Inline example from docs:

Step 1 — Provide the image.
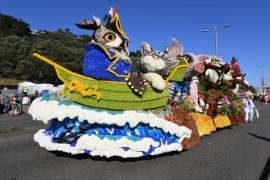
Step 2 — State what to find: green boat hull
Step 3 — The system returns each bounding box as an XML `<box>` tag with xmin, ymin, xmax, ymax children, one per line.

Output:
<box><xmin>33</xmin><ymin>53</ymin><xmax>188</xmax><ymax>111</ymax></box>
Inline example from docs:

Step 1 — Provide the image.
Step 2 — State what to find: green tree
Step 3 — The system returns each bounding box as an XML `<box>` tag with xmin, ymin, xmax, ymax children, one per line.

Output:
<box><xmin>0</xmin><ymin>13</ymin><xmax>31</xmax><ymax>37</ymax></box>
<box><xmin>28</xmin><ymin>29</ymin><xmax>89</xmax><ymax>84</ymax></box>
<box><xmin>130</xmin><ymin>50</ymin><xmax>141</xmax><ymax>57</ymax></box>
<box><xmin>0</xmin><ymin>35</ymin><xmax>32</xmax><ymax>77</ymax></box>
<box><xmin>0</xmin><ymin>14</ymin><xmax>95</xmax><ymax>85</ymax></box>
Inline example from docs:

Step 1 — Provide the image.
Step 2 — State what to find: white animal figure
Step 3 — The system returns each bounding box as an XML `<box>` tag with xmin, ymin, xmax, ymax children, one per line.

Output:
<box><xmin>140</xmin><ymin>39</ymin><xmax>180</xmax><ymax>91</ymax></box>
<box><xmin>140</xmin><ymin>43</ymin><xmax>166</xmax><ymax>90</ymax></box>
<box><xmin>143</xmin><ymin>72</ymin><xmax>166</xmax><ymax>91</ymax></box>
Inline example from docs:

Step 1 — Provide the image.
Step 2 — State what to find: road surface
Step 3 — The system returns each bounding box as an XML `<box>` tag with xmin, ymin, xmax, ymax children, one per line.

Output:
<box><xmin>0</xmin><ymin>103</ymin><xmax>269</xmax><ymax>180</ymax></box>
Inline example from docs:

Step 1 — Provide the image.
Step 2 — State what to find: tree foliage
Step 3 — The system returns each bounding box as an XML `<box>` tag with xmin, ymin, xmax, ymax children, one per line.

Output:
<box><xmin>0</xmin><ymin>13</ymin><xmax>143</xmax><ymax>85</ymax></box>
<box><xmin>0</xmin><ymin>13</ymin><xmax>91</xmax><ymax>85</ymax></box>
<box><xmin>0</xmin><ymin>13</ymin><xmax>31</xmax><ymax>37</ymax></box>
<box><xmin>130</xmin><ymin>50</ymin><xmax>141</xmax><ymax>57</ymax></box>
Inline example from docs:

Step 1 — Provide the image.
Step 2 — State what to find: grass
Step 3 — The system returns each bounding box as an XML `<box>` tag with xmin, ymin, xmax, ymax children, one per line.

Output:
<box><xmin>0</xmin><ymin>127</ymin><xmax>22</xmax><ymax>134</ymax></box>
<box><xmin>0</xmin><ymin>78</ymin><xmax>23</xmax><ymax>86</ymax></box>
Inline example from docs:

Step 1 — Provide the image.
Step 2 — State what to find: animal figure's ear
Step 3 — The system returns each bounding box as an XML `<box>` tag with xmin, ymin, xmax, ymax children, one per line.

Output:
<box><xmin>167</xmin><ymin>37</ymin><xmax>183</xmax><ymax>58</ymax></box>
<box><xmin>76</xmin><ymin>16</ymin><xmax>101</xmax><ymax>30</ymax></box>
<box><xmin>165</xmin><ymin>58</ymin><xmax>179</xmax><ymax>69</ymax></box>
<box><xmin>197</xmin><ymin>54</ymin><xmax>210</xmax><ymax>62</ymax></box>
<box><xmin>141</xmin><ymin>42</ymin><xmax>152</xmax><ymax>56</ymax></box>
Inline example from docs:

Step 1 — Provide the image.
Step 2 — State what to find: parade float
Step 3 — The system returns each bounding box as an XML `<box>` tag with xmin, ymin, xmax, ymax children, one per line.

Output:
<box><xmin>165</xmin><ymin>41</ymin><xmax>252</xmax><ymax>135</ymax></box>
<box><xmin>29</xmin><ymin>7</ymin><xmax>256</xmax><ymax>159</ymax></box>
<box><xmin>29</xmin><ymin>8</ymin><xmax>193</xmax><ymax>158</ymax></box>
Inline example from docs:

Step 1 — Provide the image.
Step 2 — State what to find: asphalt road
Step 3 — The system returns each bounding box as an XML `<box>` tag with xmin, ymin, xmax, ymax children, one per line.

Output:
<box><xmin>0</xmin><ymin>103</ymin><xmax>270</xmax><ymax>180</ymax></box>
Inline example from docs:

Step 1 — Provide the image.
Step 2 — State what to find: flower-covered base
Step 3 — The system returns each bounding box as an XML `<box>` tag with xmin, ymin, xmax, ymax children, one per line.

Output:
<box><xmin>191</xmin><ymin>113</ymin><xmax>216</xmax><ymax>136</ymax></box>
<box><xmin>29</xmin><ymin>95</ymin><xmax>192</xmax><ymax>158</ymax></box>
<box><xmin>213</xmin><ymin>115</ymin><xmax>231</xmax><ymax>128</ymax></box>
<box><xmin>165</xmin><ymin>108</ymin><xmax>200</xmax><ymax>150</ymax></box>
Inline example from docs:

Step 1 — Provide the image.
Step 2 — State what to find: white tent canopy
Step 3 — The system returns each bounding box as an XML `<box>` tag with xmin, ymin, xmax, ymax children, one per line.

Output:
<box><xmin>17</xmin><ymin>81</ymin><xmax>63</xmax><ymax>95</ymax></box>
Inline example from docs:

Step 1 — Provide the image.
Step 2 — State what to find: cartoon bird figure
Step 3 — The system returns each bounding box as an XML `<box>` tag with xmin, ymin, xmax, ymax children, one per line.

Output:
<box><xmin>76</xmin><ymin>7</ymin><xmax>132</xmax><ymax>82</ymax></box>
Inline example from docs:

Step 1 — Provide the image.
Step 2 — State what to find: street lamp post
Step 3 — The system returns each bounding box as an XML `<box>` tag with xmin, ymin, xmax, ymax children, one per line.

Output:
<box><xmin>202</xmin><ymin>24</ymin><xmax>231</xmax><ymax>56</ymax></box>
<box><xmin>259</xmin><ymin>64</ymin><xmax>266</xmax><ymax>95</ymax></box>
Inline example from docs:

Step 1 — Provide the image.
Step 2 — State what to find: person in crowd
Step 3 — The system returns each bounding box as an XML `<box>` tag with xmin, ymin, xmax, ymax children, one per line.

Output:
<box><xmin>243</xmin><ymin>97</ymin><xmax>249</xmax><ymax>122</ymax></box>
<box><xmin>243</xmin><ymin>93</ymin><xmax>256</xmax><ymax>122</ymax></box>
<box><xmin>16</xmin><ymin>94</ymin><xmax>23</xmax><ymax>114</ymax></box>
<box><xmin>264</xmin><ymin>94</ymin><xmax>269</xmax><ymax>104</ymax></box>
<box><xmin>247</xmin><ymin>97</ymin><xmax>255</xmax><ymax>122</ymax></box>
<box><xmin>4</xmin><ymin>95</ymin><xmax>10</xmax><ymax>113</ymax></box>
<box><xmin>30</xmin><ymin>94</ymin><xmax>36</xmax><ymax>103</ymax></box>
<box><xmin>0</xmin><ymin>96</ymin><xmax>4</xmax><ymax>114</ymax></box>
<box><xmin>22</xmin><ymin>87</ymin><xmax>28</xmax><ymax>97</ymax></box>
<box><xmin>22</xmin><ymin>92</ymin><xmax>30</xmax><ymax>105</ymax></box>
<box><xmin>9</xmin><ymin>96</ymin><xmax>17</xmax><ymax>116</ymax></box>
<box><xmin>34</xmin><ymin>90</ymin><xmax>39</xmax><ymax>98</ymax></box>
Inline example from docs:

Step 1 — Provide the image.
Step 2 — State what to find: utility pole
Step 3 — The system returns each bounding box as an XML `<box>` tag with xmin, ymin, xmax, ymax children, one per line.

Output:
<box><xmin>202</xmin><ymin>24</ymin><xmax>231</xmax><ymax>56</ymax></box>
<box><xmin>261</xmin><ymin>65</ymin><xmax>266</xmax><ymax>95</ymax></box>
<box><xmin>214</xmin><ymin>26</ymin><xmax>218</xmax><ymax>56</ymax></box>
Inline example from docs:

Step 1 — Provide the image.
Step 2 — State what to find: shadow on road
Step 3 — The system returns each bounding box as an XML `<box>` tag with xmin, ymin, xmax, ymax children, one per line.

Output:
<box><xmin>259</xmin><ymin>155</ymin><xmax>270</xmax><ymax>180</ymax></box>
<box><xmin>50</xmin><ymin>150</ymin><xmax>183</xmax><ymax>162</ymax></box>
<box><xmin>249</xmin><ymin>132</ymin><xmax>270</xmax><ymax>142</ymax></box>
<box><xmin>248</xmin><ymin>133</ymin><xmax>270</xmax><ymax>180</ymax></box>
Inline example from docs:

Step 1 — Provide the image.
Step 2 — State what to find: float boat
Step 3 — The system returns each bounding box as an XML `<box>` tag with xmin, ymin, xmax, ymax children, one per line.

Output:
<box><xmin>32</xmin><ymin>53</ymin><xmax>188</xmax><ymax>111</ymax></box>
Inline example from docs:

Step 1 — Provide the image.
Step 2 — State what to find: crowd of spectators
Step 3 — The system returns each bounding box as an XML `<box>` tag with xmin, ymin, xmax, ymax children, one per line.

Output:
<box><xmin>0</xmin><ymin>94</ymin><xmax>23</xmax><ymax>115</ymax></box>
<box><xmin>0</xmin><ymin>88</ymin><xmax>41</xmax><ymax>116</ymax></box>
<box><xmin>254</xmin><ymin>94</ymin><xmax>270</xmax><ymax>104</ymax></box>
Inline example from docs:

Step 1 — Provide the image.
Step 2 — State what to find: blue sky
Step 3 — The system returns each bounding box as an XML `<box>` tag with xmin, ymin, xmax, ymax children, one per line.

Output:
<box><xmin>1</xmin><ymin>0</ymin><xmax>270</xmax><ymax>87</ymax></box>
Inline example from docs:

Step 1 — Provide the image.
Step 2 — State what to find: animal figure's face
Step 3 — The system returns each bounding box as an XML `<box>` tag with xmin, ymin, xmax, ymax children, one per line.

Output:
<box><xmin>140</xmin><ymin>40</ymin><xmax>180</xmax><ymax>73</ymax></box>
<box><xmin>76</xmin><ymin>8</ymin><xmax>130</xmax><ymax>57</ymax></box>
<box><xmin>141</xmin><ymin>55</ymin><xmax>166</xmax><ymax>72</ymax></box>
<box><xmin>93</xmin><ymin>26</ymin><xmax>129</xmax><ymax>56</ymax></box>
<box><xmin>141</xmin><ymin>42</ymin><xmax>166</xmax><ymax>72</ymax></box>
